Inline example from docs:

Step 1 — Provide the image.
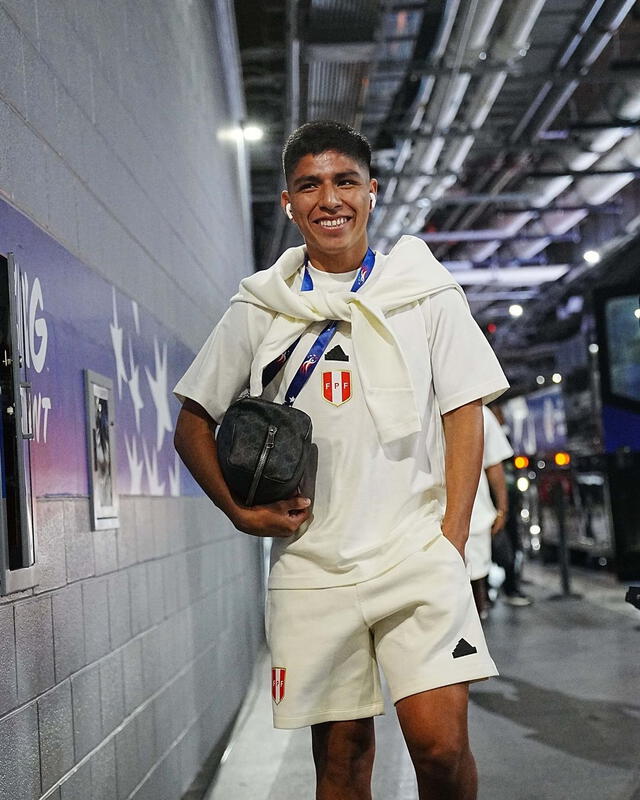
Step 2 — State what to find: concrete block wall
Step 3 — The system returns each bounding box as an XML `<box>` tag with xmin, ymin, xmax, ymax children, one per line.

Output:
<box><xmin>0</xmin><ymin>0</ymin><xmax>251</xmax><ymax>352</ymax></box>
<box><xmin>0</xmin><ymin>496</ymin><xmax>264</xmax><ymax>799</ymax></box>
<box><xmin>0</xmin><ymin>0</ymin><xmax>265</xmax><ymax>798</ymax></box>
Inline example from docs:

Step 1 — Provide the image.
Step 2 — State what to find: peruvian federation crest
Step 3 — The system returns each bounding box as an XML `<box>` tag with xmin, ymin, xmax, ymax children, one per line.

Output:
<box><xmin>322</xmin><ymin>370</ymin><xmax>352</xmax><ymax>406</ymax></box>
<box><xmin>272</xmin><ymin>667</ymin><xmax>286</xmax><ymax>704</ymax></box>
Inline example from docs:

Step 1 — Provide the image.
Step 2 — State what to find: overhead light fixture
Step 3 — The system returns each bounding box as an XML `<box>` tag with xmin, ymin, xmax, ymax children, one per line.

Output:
<box><xmin>583</xmin><ymin>250</ymin><xmax>601</xmax><ymax>265</ymax></box>
<box><xmin>635</xmin><ymin>308</ymin><xmax>640</xmax><ymax>320</ymax></box>
<box><xmin>552</xmin><ymin>373</ymin><xmax>562</xmax><ymax>383</ymax></box>
<box><xmin>509</xmin><ymin>304</ymin><xmax>524</xmax><ymax>318</ymax></box>
<box><xmin>243</xmin><ymin>125</ymin><xmax>264</xmax><ymax>142</ymax></box>
<box><xmin>536</xmin><ymin>375</ymin><xmax>545</xmax><ymax>385</ymax></box>
<box><xmin>588</xmin><ymin>343</ymin><xmax>599</xmax><ymax>354</ymax></box>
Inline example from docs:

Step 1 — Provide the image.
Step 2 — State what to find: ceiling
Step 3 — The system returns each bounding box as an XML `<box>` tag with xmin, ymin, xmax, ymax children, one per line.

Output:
<box><xmin>234</xmin><ymin>0</ymin><xmax>640</xmax><ymax>395</ymax></box>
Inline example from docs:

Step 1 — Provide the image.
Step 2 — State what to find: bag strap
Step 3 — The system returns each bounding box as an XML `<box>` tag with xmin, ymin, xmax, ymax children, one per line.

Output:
<box><xmin>260</xmin><ymin>248</ymin><xmax>376</xmax><ymax>406</ymax></box>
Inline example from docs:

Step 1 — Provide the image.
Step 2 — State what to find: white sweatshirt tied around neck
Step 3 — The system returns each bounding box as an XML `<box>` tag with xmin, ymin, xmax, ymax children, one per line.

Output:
<box><xmin>231</xmin><ymin>235</ymin><xmax>467</xmax><ymax>444</ymax></box>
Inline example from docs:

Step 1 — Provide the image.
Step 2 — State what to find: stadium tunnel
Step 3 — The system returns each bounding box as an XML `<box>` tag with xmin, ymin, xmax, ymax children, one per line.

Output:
<box><xmin>0</xmin><ymin>1</ymin><xmax>639</xmax><ymax>798</ymax></box>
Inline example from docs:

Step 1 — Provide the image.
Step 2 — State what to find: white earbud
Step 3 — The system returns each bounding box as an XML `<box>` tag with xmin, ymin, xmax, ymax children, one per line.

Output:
<box><xmin>285</xmin><ymin>203</ymin><xmax>293</xmax><ymax>220</ymax></box>
<box><xmin>369</xmin><ymin>192</ymin><xmax>377</xmax><ymax>210</ymax></box>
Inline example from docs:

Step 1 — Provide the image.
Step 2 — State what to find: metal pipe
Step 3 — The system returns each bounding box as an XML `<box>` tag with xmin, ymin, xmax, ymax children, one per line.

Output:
<box><xmin>529</xmin><ymin>168</ymin><xmax>640</xmax><ymax>177</ymax></box>
<box><xmin>416</xmin><ymin>231</ymin><xmax>578</xmax><ymax>243</ymax></box>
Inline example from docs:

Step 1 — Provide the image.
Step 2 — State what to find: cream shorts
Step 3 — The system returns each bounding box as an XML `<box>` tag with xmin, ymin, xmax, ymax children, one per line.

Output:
<box><xmin>266</xmin><ymin>534</ymin><xmax>498</xmax><ymax>729</ymax></box>
<box><xmin>465</xmin><ymin>525</ymin><xmax>492</xmax><ymax>580</ymax></box>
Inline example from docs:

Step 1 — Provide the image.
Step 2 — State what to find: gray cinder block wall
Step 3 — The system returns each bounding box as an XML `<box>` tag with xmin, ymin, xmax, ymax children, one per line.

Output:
<box><xmin>0</xmin><ymin>1</ymin><xmax>264</xmax><ymax>798</ymax></box>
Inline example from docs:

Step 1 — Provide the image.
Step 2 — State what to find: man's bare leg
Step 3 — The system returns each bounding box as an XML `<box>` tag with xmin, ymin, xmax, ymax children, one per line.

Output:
<box><xmin>311</xmin><ymin>718</ymin><xmax>375</xmax><ymax>800</ymax></box>
<box><xmin>396</xmin><ymin>683</ymin><xmax>477</xmax><ymax>800</ymax></box>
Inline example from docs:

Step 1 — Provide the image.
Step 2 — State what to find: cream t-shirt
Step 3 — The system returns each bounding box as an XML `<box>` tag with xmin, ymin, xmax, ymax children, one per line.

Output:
<box><xmin>174</xmin><ymin>253</ymin><xmax>509</xmax><ymax>588</ymax></box>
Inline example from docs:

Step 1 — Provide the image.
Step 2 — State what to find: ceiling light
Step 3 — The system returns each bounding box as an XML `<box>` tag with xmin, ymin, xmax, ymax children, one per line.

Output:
<box><xmin>588</xmin><ymin>343</ymin><xmax>599</xmax><ymax>354</ymax></box>
<box><xmin>552</xmin><ymin>373</ymin><xmax>562</xmax><ymax>383</ymax></box>
<box><xmin>243</xmin><ymin>125</ymin><xmax>264</xmax><ymax>142</ymax></box>
<box><xmin>635</xmin><ymin>308</ymin><xmax>640</xmax><ymax>320</ymax></box>
<box><xmin>509</xmin><ymin>304</ymin><xmax>524</xmax><ymax>318</ymax></box>
<box><xmin>583</xmin><ymin>250</ymin><xmax>601</xmax><ymax>265</ymax></box>
<box><xmin>536</xmin><ymin>375</ymin><xmax>545</xmax><ymax>385</ymax></box>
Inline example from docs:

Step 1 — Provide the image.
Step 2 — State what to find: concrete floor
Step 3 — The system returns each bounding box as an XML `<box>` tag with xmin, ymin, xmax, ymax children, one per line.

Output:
<box><xmin>206</xmin><ymin>562</ymin><xmax>640</xmax><ymax>800</ymax></box>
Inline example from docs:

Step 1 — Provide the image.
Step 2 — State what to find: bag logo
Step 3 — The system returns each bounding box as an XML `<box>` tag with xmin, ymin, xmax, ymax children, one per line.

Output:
<box><xmin>322</xmin><ymin>370</ymin><xmax>351</xmax><ymax>406</ymax></box>
<box><xmin>272</xmin><ymin>667</ymin><xmax>286</xmax><ymax>704</ymax></box>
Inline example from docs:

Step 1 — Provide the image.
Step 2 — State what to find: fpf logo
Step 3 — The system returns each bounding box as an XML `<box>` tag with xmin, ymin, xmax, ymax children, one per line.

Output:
<box><xmin>272</xmin><ymin>667</ymin><xmax>286</xmax><ymax>704</ymax></box>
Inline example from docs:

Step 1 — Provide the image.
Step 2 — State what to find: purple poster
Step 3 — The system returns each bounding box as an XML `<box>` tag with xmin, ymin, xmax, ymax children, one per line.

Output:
<box><xmin>502</xmin><ymin>386</ymin><xmax>567</xmax><ymax>456</ymax></box>
<box><xmin>0</xmin><ymin>198</ymin><xmax>200</xmax><ymax>497</ymax></box>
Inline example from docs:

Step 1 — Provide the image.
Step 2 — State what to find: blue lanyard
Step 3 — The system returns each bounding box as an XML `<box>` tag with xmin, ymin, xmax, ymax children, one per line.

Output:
<box><xmin>261</xmin><ymin>248</ymin><xmax>376</xmax><ymax>405</ymax></box>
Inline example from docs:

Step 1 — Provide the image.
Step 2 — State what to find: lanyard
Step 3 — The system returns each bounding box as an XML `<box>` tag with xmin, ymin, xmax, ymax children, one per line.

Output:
<box><xmin>261</xmin><ymin>248</ymin><xmax>376</xmax><ymax>405</ymax></box>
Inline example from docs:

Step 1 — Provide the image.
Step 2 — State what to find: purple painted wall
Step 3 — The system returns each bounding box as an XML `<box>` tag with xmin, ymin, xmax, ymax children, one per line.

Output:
<box><xmin>0</xmin><ymin>198</ymin><xmax>199</xmax><ymax>498</ymax></box>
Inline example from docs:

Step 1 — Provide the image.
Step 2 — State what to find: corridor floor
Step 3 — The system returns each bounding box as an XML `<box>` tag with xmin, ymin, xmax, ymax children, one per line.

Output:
<box><xmin>205</xmin><ymin>562</ymin><xmax>640</xmax><ymax>800</ymax></box>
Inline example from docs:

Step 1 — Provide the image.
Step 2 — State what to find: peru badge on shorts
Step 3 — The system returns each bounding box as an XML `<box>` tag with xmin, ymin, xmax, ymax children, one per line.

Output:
<box><xmin>272</xmin><ymin>667</ymin><xmax>286</xmax><ymax>704</ymax></box>
<box><xmin>322</xmin><ymin>370</ymin><xmax>351</xmax><ymax>405</ymax></box>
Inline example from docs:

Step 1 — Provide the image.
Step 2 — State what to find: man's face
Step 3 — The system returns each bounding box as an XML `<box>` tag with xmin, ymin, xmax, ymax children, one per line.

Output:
<box><xmin>281</xmin><ymin>150</ymin><xmax>377</xmax><ymax>268</ymax></box>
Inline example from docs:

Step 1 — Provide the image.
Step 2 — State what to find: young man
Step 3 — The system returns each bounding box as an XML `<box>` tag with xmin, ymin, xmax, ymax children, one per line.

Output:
<box><xmin>174</xmin><ymin>121</ymin><xmax>509</xmax><ymax>800</ymax></box>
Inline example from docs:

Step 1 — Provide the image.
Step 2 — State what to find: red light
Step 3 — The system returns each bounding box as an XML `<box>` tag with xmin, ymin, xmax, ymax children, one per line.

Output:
<box><xmin>487</xmin><ymin>323</ymin><xmax>497</xmax><ymax>334</ymax></box>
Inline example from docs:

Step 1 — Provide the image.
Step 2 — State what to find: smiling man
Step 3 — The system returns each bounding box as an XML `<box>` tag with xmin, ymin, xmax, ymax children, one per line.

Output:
<box><xmin>173</xmin><ymin>121</ymin><xmax>509</xmax><ymax>800</ymax></box>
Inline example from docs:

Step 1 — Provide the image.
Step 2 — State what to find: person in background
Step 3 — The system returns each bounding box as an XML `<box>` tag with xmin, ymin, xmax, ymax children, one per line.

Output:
<box><xmin>488</xmin><ymin>407</ymin><xmax>533</xmax><ymax>607</ymax></box>
<box><xmin>491</xmin><ymin>460</ymin><xmax>533</xmax><ymax>607</ymax></box>
<box><xmin>466</xmin><ymin>406</ymin><xmax>514</xmax><ymax>619</ymax></box>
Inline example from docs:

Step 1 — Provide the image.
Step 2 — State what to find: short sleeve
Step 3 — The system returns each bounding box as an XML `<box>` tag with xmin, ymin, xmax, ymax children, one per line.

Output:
<box><xmin>173</xmin><ymin>302</ymin><xmax>274</xmax><ymax>423</ymax></box>
<box><xmin>483</xmin><ymin>407</ymin><xmax>514</xmax><ymax>468</ymax></box>
<box><xmin>424</xmin><ymin>287</ymin><xmax>509</xmax><ymax>414</ymax></box>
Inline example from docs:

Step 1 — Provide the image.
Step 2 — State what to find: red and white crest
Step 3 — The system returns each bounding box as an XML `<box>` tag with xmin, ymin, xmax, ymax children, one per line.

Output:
<box><xmin>322</xmin><ymin>370</ymin><xmax>352</xmax><ymax>406</ymax></box>
<box><xmin>272</xmin><ymin>667</ymin><xmax>286</xmax><ymax>704</ymax></box>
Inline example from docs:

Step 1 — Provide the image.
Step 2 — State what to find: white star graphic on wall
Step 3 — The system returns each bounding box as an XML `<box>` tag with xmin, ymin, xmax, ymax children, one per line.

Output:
<box><xmin>145</xmin><ymin>337</ymin><xmax>172</xmax><ymax>451</ymax></box>
<box><xmin>168</xmin><ymin>452</ymin><xmax>181</xmax><ymax>497</ymax></box>
<box><xmin>127</xmin><ymin>338</ymin><xmax>144</xmax><ymax>433</ymax></box>
<box><xmin>110</xmin><ymin>288</ymin><xmax>128</xmax><ymax>398</ymax></box>
<box><xmin>143</xmin><ymin>439</ymin><xmax>165</xmax><ymax>495</ymax></box>
<box><xmin>125</xmin><ymin>434</ymin><xmax>144</xmax><ymax>494</ymax></box>
<box><xmin>131</xmin><ymin>299</ymin><xmax>140</xmax><ymax>335</ymax></box>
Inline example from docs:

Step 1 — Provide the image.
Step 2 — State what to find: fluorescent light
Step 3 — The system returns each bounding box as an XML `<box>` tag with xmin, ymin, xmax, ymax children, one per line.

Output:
<box><xmin>583</xmin><ymin>249</ymin><xmax>601</xmax><ymax>264</ymax></box>
<box><xmin>243</xmin><ymin>125</ymin><xmax>264</xmax><ymax>142</ymax></box>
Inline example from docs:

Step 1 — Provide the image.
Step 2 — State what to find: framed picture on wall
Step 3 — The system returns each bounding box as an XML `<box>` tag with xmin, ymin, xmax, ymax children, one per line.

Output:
<box><xmin>84</xmin><ymin>370</ymin><xmax>119</xmax><ymax>530</ymax></box>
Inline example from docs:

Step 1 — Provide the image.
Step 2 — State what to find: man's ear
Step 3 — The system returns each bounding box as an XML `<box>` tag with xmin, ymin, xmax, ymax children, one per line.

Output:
<box><xmin>281</xmin><ymin>191</ymin><xmax>293</xmax><ymax>220</ymax></box>
<box><xmin>369</xmin><ymin>178</ymin><xmax>378</xmax><ymax>195</ymax></box>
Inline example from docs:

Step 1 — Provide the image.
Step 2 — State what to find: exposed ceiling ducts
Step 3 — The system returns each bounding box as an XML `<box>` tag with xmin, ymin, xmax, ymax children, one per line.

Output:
<box><xmin>235</xmin><ymin>0</ymin><xmax>640</xmax><ymax>392</ymax></box>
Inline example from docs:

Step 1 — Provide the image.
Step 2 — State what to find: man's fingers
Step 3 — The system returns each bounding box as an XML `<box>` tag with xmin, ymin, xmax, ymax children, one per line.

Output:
<box><xmin>288</xmin><ymin>496</ymin><xmax>312</xmax><ymax>510</ymax></box>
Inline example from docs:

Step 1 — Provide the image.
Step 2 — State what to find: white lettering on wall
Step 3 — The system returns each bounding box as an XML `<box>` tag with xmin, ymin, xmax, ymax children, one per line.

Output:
<box><xmin>29</xmin><ymin>278</ymin><xmax>47</xmax><ymax>373</ymax></box>
<box><xmin>32</xmin><ymin>394</ymin><xmax>52</xmax><ymax>443</ymax></box>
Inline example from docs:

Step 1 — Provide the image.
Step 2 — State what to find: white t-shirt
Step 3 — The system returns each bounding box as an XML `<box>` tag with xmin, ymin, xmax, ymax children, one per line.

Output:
<box><xmin>174</xmin><ymin>253</ymin><xmax>509</xmax><ymax>588</ymax></box>
<box><xmin>469</xmin><ymin>406</ymin><xmax>514</xmax><ymax>535</ymax></box>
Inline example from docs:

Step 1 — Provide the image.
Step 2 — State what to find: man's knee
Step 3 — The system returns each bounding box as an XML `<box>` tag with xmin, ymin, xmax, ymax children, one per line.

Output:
<box><xmin>312</xmin><ymin>718</ymin><xmax>375</xmax><ymax>783</ymax></box>
<box><xmin>409</xmin><ymin>732</ymin><xmax>468</xmax><ymax>781</ymax></box>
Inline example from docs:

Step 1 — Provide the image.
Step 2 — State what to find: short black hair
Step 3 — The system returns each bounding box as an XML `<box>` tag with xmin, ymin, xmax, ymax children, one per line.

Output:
<box><xmin>282</xmin><ymin>120</ymin><xmax>371</xmax><ymax>182</ymax></box>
